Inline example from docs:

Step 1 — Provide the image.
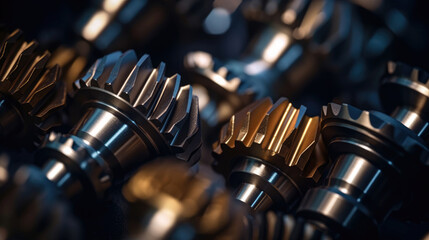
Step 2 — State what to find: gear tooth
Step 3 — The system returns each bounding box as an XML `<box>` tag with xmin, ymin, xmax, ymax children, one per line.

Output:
<box><xmin>260</xmin><ymin>98</ymin><xmax>289</xmax><ymax>148</ymax></box>
<box><xmin>133</xmin><ymin>62</ymin><xmax>166</xmax><ymax>114</ymax></box>
<box><xmin>22</xmin><ymin>65</ymin><xmax>59</xmax><ymax>111</ymax></box>
<box><xmin>2</xmin><ymin>41</ymin><xmax>38</xmax><ymax>87</ymax></box>
<box><xmin>84</xmin><ymin>51</ymin><xmax>122</xmax><ymax>88</ymax></box>
<box><xmin>148</xmin><ymin>74</ymin><xmax>181</xmax><ymax>128</ymax></box>
<box><xmin>171</xmin><ymin>96</ymin><xmax>202</xmax><ymax>164</ymax></box>
<box><xmin>103</xmin><ymin>50</ymin><xmax>137</xmax><ymax>94</ymax></box>
<box><xmin>162</xmin><ymin>85</ymin><xmax>192</xmax><ymax>141</ymax></box>
<box><xmin>237</xmin><ymin>98</ymin><xmax>272</xmax><ymax>147</ymax></box>
<box><xmin>119</xmin><ymin>54</ymin><xmax>153</xmax><ymax>103</ymax></box>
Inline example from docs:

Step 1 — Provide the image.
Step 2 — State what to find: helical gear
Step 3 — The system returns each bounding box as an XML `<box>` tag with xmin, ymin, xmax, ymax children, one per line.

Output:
<box><xmin>36</xmin><ymin>50</ymin><xmax>202</xmax><ymax>200</ymax></box>
<box><xmin>297</xmin><ymin>102</ymin><xmax>429</xmax><ymax>239</ymax></box>
<box><xmin>0</xmin><ymin>28</ymin><xmax>66</xmax><ymax>148</ymax></box>
<box><xmin>213</xmin><ymin>97</ymin><xmax>327</xmax><ymax>212</ymax></box>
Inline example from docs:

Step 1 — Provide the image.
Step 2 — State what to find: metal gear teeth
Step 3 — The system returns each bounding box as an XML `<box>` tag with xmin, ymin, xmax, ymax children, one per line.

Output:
<box><xmin>0</xmin><ymin>29</ymin><xmax>66</xmax><ymax>147</ymax></box>
<box><xmin>184</xmin><ymin>51</ymin><xmax>255</xmax><ymax>127</ymax></box>
<box><xmin>321</xmin><ymin>103</ymin><xmax>429</xmax><ymax>165</ymax></box>
<box><xmin>213</xmin><ymin>97</ymin><xmax>326</xmax><ymax>184</ymax></box>
<box><xmin>75</xmin><ymin>50</ymin><xmax>201</xmax><ymax>163</ymax></box>
<box><xmin>385</xmin><ymin>61</ymin><xmax>429</xmax><ymax>85</ymax></box>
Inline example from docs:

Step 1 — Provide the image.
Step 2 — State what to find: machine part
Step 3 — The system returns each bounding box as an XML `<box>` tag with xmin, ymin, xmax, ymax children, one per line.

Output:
<box><xmin>184</xmin><ymin>51</ymin><xmax>256</xmax><ymax>128</ymax></box>
<box><xmin>36</xmin><ymin>50</ymin><xmax>201</xmax><ymax>200</ymax></box>
<box><xmin>243</xmin><ymin>211</ymin><xmax>334</xmax><ymax>240</ymax></box>
<box><xmin>0</xmin><ymin>154</ymin><xmax>81</xmax><ymax>240</ymax></box>
<box><xmin>297</xmin><ymin>102</ymin><xmax>429</xmax><ymax>239</ymax></box>
<box><xmin>213</xmin><ymin>97</ymin><xmax>327</xmax><ymax>212</ymax></box>
<box><xmin>123</xmin><ymin>159</ymin><xmax>246</xmax><ymax>240</ymax></box>
<box><xmin>0</xmin><ymin>29</ymin><xmax>66</xmax><ymax>149</ymax></box>
<box><xmin>379</xmin><ymin>61</ymin><xmax>429</xmax><ymax>143</ymax></box>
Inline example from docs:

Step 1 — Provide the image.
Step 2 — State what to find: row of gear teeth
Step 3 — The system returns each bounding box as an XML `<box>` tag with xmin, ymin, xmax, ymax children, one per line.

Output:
<box><xmin>213</xmin><ymin>97</ymin><xmax>327</xmax><ymax>184</ymax></box>
<box><xmin>0</xmin><ymin>28</ymin><xmax>66</xmax><ymax>147</ymax></box>
<box><xmin>322</xmin><ymin>102</ymin><xmax>429</xmax><ymax>165</ymax></box>
<box><xmin>75</xmin><ymin>50</ymin><xmax>201</xmax><ymax>163</ymax></box>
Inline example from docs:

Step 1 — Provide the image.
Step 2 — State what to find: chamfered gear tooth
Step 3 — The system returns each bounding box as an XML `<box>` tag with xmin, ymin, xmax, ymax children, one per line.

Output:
<box><xmin>78</xmin><ymin>51</ymin><xmax>122</xmax><ymax>88</ymax></box>
<box><xmin>213</xmin><ymin>97</ymin><xmax>327</xmax><ymax>212</ymax></box>
<box><xmin>104</xmin><ymin>50</ymin><xmax>137</xmax><ymax>93</ymax></box>
<box><xmin>161</xmin><ymin>85</ymin><xmax>192</xmax><ymax>141</ymax></box>
<box><xmin>118</xmin><ymin>54</ymin><xmax>153</xmax><ymax>102</ymax></box>
<box><xmin>37</xmin><ymin>51</ymin><xmax>202</xmax><ymax>199</ymax></box>
<box><xmin>0</xmin><ymin>29</ymin><xmax>66</xmax><ymax>149</ymax></box>
<box><xmin>133</xmin><ymin>62</ymin><xmax>166</xmax><ymax>115</ymax></box>
<box><xmin>148</xmin><ymin>73</ymin><xmax>181</xmax><ymax>128</ymax></box>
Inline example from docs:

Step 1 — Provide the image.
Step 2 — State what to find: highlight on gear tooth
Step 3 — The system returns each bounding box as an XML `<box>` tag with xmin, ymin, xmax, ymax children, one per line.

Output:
<box><xmin>0</xmin><ymin>28</ymin><xmax>66</xmax><ymax>148</ymax></box>
<box><xmin>74</xmin><ymin>50</ymin><xmax>202</xmax><ymax>164</ymax></box>
<box><xmin>212</xmin><ymin>97</ymin><xmax>327</xmax><ymax>212</ymax></box>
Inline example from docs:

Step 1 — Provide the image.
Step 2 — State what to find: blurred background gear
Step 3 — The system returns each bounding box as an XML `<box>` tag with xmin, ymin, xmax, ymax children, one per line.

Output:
<box><xmin>36</xmin><ymin>51</ymin><xmax>201</xmax><ymax>200</ymax></box>
<box><xmin>213</xmin><ymin>97</ymin><xmax>327</xmax><ymax>212</ymax></box>
<box><xmin>0</xmin><ymin>153</ymin><xmax>81</xmax><ymax>240</ymax></box>
<box><xmin>123</xmin><ymin>158</ymin><xmax>246</xmax><ymax>240</ymax></box>
<box><xmin>297</xmin><ymin>89</ymin><xmax>429</xmax><ymax>239</ymax></box>
<box><xmin>0</xmin><ymin>28</ymin><xmax>66</xmax><ymax>149</ymax></box>
<box><xmin>184</xmin><ymin>51</ymin><xmax>256</xmax><ymax>132</ymax></box>
<box><xmin>243</xmin><ymin>211</ymin><xmax>334</xmax><ymax>240</ymax></box>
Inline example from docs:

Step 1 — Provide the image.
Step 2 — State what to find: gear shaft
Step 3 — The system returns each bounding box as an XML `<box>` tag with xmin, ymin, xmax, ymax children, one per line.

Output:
<box><xmin>213</xmin><ymin>97</ymin><xmax>327</xmax><ymax>212</ymax></box>
<box><xmin>297</xmin><ymin>73</ymin><xmax>429</xmax><ymax>239</ymax></box>
<box><xmin>36</xmin><ymin>50</ymin><xmax>201</xmax><ymax>200</ymax></box>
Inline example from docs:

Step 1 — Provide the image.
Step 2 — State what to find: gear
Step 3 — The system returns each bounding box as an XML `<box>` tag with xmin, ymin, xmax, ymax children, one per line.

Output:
<box><xmin>36</xmin><ymin>50</ymin><xmax>201</xmax><ymax>199</ymax></box>
<box><xmin>184</xmin><ymin>51</ymin><xmax>256</xmax><ymax>128</ymax></box>
<box><xmin>0</xmin><ymin>154</ymin><xmax>81</xmax><ymax>240</ymax></box>
<box><xmin>379</xmin><ymin>61</ymin><xmax>429</xmax><ymax>142</ymax></box>
<box><xmin>297</xmin><ymin>102</ymin><xmax>429</xmax><ymax>239</ymax></box>
<box><xmin>0</xmin><ymin>29</ymin><xmax>66</xmax><ymax>149</ymax></box>
<box><xmin>123</xmin><ymin>158</ymin><xmax>246</xmax><ymax>240</ymax></box>
<box><xmin>213</xmin><ymin>97</ymin><xmax>327</xmax><ymax>212</ymax></box>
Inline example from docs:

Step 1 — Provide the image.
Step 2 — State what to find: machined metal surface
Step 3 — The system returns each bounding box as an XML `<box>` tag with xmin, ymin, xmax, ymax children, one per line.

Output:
<box><xmin>213</xmin><ymin>97</ymin><xmax>327</xmax><ymax>212</ymax></box>
<box><xmin>0</xmin><ymin>29</ymin><xmax>66</xmax><ymax>149</ymax></box>
<box><xmin>297</xmin><ymin>101</ymin><xmax>429</xmax><ymax>239</ymax></box>
<box><xmin>36</xmin><ymin>50</ymin><xmax>202</xmax><ymax>199</ymax></box>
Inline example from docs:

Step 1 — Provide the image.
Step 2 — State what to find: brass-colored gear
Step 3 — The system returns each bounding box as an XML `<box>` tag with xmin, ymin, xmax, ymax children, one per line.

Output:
<box><xmin>0</xmin><ymin>29</ymin><xmax>66</xmax><ymax>148</ymax></box>
<box><xmin>213</xmin><ymin>97</ymin><xmax>327</xmax><ymax>212</ymax></box>
<box><xmin>123</xmin><ymin>159</ymin><xmax>245</xmax><ymax>240</ymax></box>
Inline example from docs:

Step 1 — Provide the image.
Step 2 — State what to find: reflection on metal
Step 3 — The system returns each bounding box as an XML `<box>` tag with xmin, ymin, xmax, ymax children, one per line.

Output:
<box><xmin>213</xmin><ymin>97</ymin><xmax>327</xmax><ymax>212</ymax></box>
<box><xmin>37</xmin><ymin>51</ymin><xmax>201</xmax><ymax>200</ymax></box>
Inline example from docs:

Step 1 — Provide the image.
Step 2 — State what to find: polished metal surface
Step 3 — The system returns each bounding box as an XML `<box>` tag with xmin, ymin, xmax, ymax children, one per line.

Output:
<box><xmin>37</xmin><ymin>51</ymin><xmax>202</xmax><ymax>199</ymax></box>
<box><xmin>379</xmin><ymin>61</ymin><xmax>429</xmax><ymax>142</ymax></box>
<box><xmin>213</xmin><ymin>97</ymin><xmax>327</xmax><ymax>212</ymax></box>
<box><xmin>296</xmin><ymin>101</ymin><xmax>429</xmax><ymax>239</ymax></box>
